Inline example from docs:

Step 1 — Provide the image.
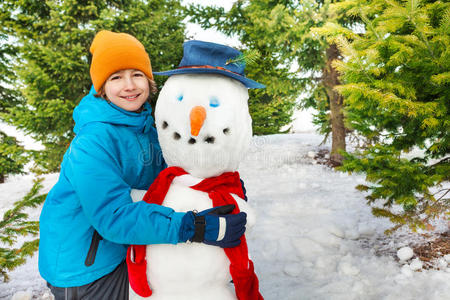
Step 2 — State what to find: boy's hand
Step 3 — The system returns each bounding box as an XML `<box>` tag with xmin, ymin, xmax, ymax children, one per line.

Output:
<box><xmin>179</xmin><ymin>204</ymin><xmax>247</xmax><ymax>248</ymax></box>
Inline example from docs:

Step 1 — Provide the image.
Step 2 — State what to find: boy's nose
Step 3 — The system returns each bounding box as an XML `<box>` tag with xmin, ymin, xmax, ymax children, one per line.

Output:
<box><xmin>124</xmin><ymin>76</ymin><xmax>137</xmax><ymax>90</ymax></box>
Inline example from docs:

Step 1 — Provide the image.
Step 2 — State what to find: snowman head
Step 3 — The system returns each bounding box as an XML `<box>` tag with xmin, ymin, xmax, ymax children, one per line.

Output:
<box><xmin>155</xmin><ymin>73</ymin><xmax>252</xmax><ymax>178</ymax></box>
<box><xmin>153</xmin><ymin>40</ymin><xmax>265</xmax><ymax>178</ymax></box>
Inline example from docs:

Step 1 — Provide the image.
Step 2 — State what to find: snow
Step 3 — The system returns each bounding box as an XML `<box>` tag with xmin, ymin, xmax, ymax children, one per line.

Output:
<box><xmin>445</xmin><ymin>254</ymin><xmax>450</xmax><ymax>264</ymax></box>
<box><xmin>289</xmin><ymin>108</ymin><xmax>317</xmax><ymax>134</ymax></box>
<box><xmin>409</xmin><ymin>259</ymin><xmax>424</xmax><ymax>271</ymax></box>
<box><xmin>9</xmin><ymin>290</ymin><xmax>31</xmax><ymax>300</ymax></box>
<box><xmin>397</xmin><ymin>247</ymin><xmax>414</xmax><ymax>261</ymax></box>
<box><xmin>1</xmin><ymin>126</ymin><xmax>449</xmax><ymax>299</ymax></box>
<box><xmin>438</xmin><ymin>258</ymin><xmax>448</xmax><ymax>269</ymax></box>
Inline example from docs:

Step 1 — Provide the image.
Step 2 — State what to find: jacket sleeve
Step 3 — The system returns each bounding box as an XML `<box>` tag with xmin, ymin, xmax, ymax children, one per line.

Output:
<box><xmin>65</xmin><ymin>129</ymin><xmax>184</xmax><ymax>245</ymax></box>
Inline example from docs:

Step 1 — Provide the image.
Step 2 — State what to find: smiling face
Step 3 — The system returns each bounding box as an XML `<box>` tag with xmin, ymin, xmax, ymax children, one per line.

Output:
<box><xmin>155</xmin><ymin>74</ymin><xmax>252</xmax><ymax>178</ymax></box>
<box><xmin>104</xmin><ymin>69</ymin><xmax>150</xmax><ymax>112</ymax></box>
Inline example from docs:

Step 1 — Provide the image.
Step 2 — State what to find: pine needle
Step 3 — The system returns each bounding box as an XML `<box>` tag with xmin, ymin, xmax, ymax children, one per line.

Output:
<box><xmin>225</xmin><ymin>49</ymin><xmax>260</xmax><ymax>67</ymax></box>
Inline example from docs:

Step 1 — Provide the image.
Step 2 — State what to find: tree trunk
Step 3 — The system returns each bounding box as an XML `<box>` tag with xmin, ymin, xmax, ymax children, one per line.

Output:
<box><xmin>323</xmin><ymin>43</ymin><xmax>346</xmax><ymax>166</ymax></box>
<box><xmin>0</xmin><ymin>173</ymin><xmax>4</xmax><ymax>184</ymax></box>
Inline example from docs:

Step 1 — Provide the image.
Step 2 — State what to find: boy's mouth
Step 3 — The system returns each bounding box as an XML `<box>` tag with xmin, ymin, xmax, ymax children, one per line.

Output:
<box><xmin>121</xmin><ymin>93</ymin><xmax>141</xmax><ymax>101</ymax></box>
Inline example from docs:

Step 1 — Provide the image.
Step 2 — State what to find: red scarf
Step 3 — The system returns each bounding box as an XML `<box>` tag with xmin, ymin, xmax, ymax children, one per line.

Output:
<box><xmin>126</xmin><ymin>166</ymin><xmax>263</xmax><ymax>300</ymax></box>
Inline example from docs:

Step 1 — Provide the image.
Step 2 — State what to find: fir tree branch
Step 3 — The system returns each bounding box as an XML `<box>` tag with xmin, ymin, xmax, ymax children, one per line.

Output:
<box><xmin>429</xmin><ymin>157</ymin><xmax>450</xmax><ymax>168</ymax></box>
<box><xmin>0</xmin><ymin>177</ymin><xmax>46</xmax><ymax>282</ymax></box>
<box><xmin>360</xmin><ymin>11</ymin><xmax>381</xmax><ymax>40</ymax></box>
<box><xmin>434</xmin><ymin>188</ymin><xmax>450</xmax><ymax>202</ymax></box>
<box><xmin>225</xmin><ymin>49</ymin><xmax>260</xmax><ymax>67</ymax></box>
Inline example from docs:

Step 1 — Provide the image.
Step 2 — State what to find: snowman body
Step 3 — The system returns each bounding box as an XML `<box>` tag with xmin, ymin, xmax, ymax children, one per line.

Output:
<box><xmin>130</xmin><ymin>74</ymin><xmax>255</xmax><ymax>300</ymax></box>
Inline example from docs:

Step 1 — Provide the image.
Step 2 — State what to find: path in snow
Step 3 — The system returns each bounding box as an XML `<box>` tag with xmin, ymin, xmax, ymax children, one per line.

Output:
<box><xmin>0</xmin><ymin>133</ymin><xmax>449</xmax><ymax>300</ymax></box>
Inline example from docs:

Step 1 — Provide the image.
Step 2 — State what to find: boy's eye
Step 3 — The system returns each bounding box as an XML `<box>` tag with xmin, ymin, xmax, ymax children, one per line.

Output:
<box><xmin>133</xmin><ymin>72</ymin><xmax>144</xmax><ymax>77</ymax></box>
<box><xmin>110</xmin><ymin>75</ymin><xmax>121</xmax><ymax>80</ymax></box>
<box><xmin>209</xmin><ymin>97</ymin><xmax>220</xmax><ymax>108</ymax></box>
<box><xmin>176</xmin><ymin>94</ymin><xmax>183</xmax><ymax>101</ymax></box>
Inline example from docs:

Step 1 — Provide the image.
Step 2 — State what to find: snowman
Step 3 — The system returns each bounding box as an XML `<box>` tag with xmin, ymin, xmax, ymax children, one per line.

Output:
<box><xmin>128</xmin><ymin>41</ymin><xmax>265</xmax><ymax>300</ymax></box>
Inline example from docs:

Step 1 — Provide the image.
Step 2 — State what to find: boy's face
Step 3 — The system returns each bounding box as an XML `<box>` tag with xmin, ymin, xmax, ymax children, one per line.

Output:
<box><xmin>104</xmin><ymin>69</ymin><xmax>149</xmax><ymax>112</ymax></box>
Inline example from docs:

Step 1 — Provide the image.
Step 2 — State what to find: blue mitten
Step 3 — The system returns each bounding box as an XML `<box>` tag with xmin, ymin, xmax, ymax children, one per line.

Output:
<box><xmin>179</xmin><ymin>204</ymin><xmax>247</xmax><ymax>248</ymax></box>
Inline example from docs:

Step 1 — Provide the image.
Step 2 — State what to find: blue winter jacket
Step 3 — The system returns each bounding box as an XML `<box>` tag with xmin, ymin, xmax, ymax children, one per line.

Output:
<box><xmin>39</xmin><ymin>87</ymin><xmax>184</xmax><ymax>287</ymax></box>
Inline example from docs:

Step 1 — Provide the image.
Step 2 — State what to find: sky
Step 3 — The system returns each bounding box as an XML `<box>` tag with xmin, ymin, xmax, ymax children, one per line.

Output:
<box><xmin>182</xmin><ymin>0</ymin><xmax>241</xmax><ymax>46</ymax></box>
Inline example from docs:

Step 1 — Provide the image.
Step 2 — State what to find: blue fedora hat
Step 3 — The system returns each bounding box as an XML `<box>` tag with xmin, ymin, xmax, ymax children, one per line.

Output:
<box><xmin>153</xmin><ymin>40</ymin><xmax>265</xmax><ymax>89</ymax></box>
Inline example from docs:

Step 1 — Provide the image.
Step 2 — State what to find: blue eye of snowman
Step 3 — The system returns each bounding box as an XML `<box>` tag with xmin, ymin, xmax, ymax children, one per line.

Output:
<box><xmin>176</xmin><ymin>94</ymin><xmax>183</xmax><ymax>101</ymax></box>
<box><xmin>209</xmin><ymin>97</ymin><xmax>220</xmax><ymax>108</ymax></box>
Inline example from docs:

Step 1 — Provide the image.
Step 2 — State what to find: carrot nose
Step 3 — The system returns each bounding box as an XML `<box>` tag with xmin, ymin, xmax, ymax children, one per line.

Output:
<box><xmin>190</xmin><ymin>106</ymin><xmax>206</xmax><ymax>136</ymax></box>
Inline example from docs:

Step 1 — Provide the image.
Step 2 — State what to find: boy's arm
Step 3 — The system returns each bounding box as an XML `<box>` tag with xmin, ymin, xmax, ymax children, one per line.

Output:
<box><xmin>66</xmin><ymin>132</ymin><xmax>184</xmax><ymax>245</ymax></box>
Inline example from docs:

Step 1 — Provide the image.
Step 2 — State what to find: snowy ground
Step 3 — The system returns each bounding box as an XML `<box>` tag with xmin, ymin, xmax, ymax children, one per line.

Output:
<box><xmin>0</xmin><ymin>129</ymin><xmax>449</xmax><ymax>299</ymax></box>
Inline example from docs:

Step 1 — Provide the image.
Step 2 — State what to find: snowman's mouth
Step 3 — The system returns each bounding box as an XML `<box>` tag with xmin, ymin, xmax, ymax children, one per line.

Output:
<box><xmin>205</xmin><ymin>136</ymin><xmax>215</xmax><ymax>143</ymax></box>
<box><xmin>161</xmin><ymin>120</ymin><xmax>230</xmax><ymax>145</ymax></box>
<box><xmin>187</xmin><ymin>136</ymin><xmax>215</xmax><ymax>144</ymax></box>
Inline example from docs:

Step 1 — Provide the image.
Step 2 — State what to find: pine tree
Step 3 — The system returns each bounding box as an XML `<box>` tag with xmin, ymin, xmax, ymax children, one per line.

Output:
<box><xmin>188</xmin><ymin>1</ymin><xmax>361</xmax><ymax>163</ymax></box>
<box><xmin>0</xmin><ymin>29</ymin><xmax>28</xmax><ymax>182</ymax></box>
<box><xmin>331</xmin><ymin>0</ymin><xmax>449</xmax><ymax>232</ymax></box>
<box><xmin>0</xmin><ymin>33</ymin><xmax>20</xmax><ymax>114</ymax></box>
<box><xmin>0</xmin><ymin>132</ymin><xmax>28</xmax><ymax>183</ymax></box>
<box><xmin>0</xmin><ymin>178</ymin><xmax>46</xmax><ymax>282</ymax></box>
<box><xmin>0</xmin><ymin>0</ymin><xmax>185</xmax><ymax>173</ymax></box>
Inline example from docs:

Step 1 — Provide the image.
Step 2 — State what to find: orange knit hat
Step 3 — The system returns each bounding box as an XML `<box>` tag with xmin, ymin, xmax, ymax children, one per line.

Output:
<box><xmin>89</xmin><ymin>30</ymin><xmax>153</xmax><ymax>91</ymax></box>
